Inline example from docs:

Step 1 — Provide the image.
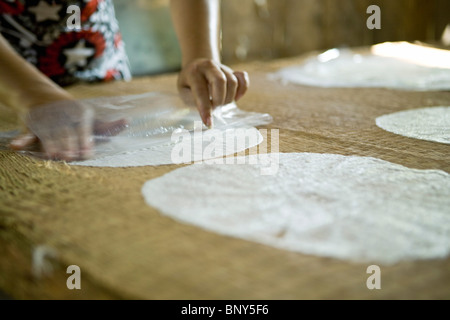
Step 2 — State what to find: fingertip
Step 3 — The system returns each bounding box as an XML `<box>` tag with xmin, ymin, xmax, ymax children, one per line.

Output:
<box><xmin>200</xmin><ymin>109</ymin><xmax>212</xmax><ymax>128</ymax></box>
<box><xmin>116</xmin><ymin>118</ymin><xmax>129</xmax><ymax>128</ymax></box>
<box><xmin>206</xmin><ymin>116</ymin><xmax>212</xmax><ymax>128</ymax></box>
<box><xmin>79</xmin><ymin>139</ymin><xmax>94</xmax><ymax>160</ymax></box>
<box><xmin>194</xmin><ymin>96</ymin><xmax>213</xmax><ymax>127</ymax></box>
<box><xmin>41</xmin><ymin>141</ymin><xmax>60</xmax><ymax>161</ymax></box>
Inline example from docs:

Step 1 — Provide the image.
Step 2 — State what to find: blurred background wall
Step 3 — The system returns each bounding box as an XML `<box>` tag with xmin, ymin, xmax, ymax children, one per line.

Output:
<box><xmin>113</xmin><ymin>0</ymin><xmax>450</xmax><ymax>76</ymax></box>
<box><xmin>113</xmin><ymin>0</ymin><xmax>182</xmax><ymax>76</ymax></box>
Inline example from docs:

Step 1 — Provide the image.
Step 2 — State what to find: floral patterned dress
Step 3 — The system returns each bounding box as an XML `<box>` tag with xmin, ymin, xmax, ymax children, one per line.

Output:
<box><xmin>0</xmin><ymin>0</ymin><xmax>131</xmax><ymax>86</ymax></box>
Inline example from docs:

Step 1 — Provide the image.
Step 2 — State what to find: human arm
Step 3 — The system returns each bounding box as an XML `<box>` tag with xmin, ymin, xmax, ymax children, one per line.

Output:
<box><xmin>0</xmin><ymin>34</ymin><xmax>126</xmax><ymax>161</ymax></box>
<box><xmin>0</xmin><ymin>33</ymin><xmax>94</xmax><ymax>160</ymax></box>
<box><xmin>0</xmin><ymin>33</ymin><xmax>74</xmax><ymax>112</ymax></box>
<box><xmin>170</xmin><ymin>0</ymin><xmax>250</xmax><ymax>127</ymax></box>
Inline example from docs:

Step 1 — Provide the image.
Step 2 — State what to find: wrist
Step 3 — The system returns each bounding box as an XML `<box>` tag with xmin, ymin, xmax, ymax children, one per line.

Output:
<box><xmin>16</xmin><ymin>83</ymin><xmax>74</xmax><ymax>112</ymax></box>
<box><xmin>182</xmin><ymin>56</ymin><xmax>221</xmax><ymax>69</ymax></box>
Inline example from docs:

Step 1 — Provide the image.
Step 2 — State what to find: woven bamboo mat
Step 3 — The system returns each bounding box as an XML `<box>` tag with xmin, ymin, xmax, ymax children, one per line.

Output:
<box><xmin>1</xmin><ymin>51</ymin><xmax>449</xmax><ymax>300</ymax></box>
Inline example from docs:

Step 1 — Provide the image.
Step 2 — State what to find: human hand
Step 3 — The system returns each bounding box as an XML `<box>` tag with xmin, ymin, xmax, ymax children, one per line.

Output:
<box><xmin>177</xmin><ymin>59</ymin><xmax>250</xmax><ymax>127</ymax></box>
<box><xmin>10</xmin><ymin>99</ymin><xmax>128</xmax><ymax>161</ymax></box>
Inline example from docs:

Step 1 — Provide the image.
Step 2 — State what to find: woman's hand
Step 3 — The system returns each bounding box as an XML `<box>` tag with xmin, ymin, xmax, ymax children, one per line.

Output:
<box><xmin>10</xmin><ymin>99</ymin><xmax>128</xmax><ymax>161</ymax></box>
<box><xmin>177</xmin><ymin>58</ymin><xmax>250</xmax><ymax>127</ymax></box>
<box><xmin>170</xmin><ymin>0</ymin><xmax>249</xmax><ymax>127</ymax></box>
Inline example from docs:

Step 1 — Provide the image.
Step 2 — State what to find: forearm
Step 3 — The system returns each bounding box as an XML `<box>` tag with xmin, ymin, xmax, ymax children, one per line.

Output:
<box><xmin>0</xmin><ymin>34</ymin><xmax>71</xmax><ymax>113</ymax></box>
<box><xmin>170</xmin><ymin>0</ymin><xmax>221</xmax><ymax>67</ymax></box>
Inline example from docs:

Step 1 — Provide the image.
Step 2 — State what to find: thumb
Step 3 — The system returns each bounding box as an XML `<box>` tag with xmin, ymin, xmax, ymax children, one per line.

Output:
<box><xmin>93</xmin><ymin>118</ymin><xmax>129</xmax><ymax>137</ymax></box>
<box><xmin>9</xmin><ymin>133</ymin><xmax>38</xmax><ymax>150</ymax></box>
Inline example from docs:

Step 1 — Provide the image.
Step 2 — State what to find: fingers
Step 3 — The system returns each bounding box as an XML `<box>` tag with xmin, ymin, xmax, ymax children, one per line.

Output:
<box><xmin>56</xmin><ymin>127</ymin><xmax>78</xmax><ymax>161</ymax></box>
<box><xmin>178</xmin><ymin>59</ymin><xmax>250</xmax><ymax>127</ymax></box>
<box><xmin>185</xmin><ymin>71</ymin><xmax>213</xmax><ymax>127</ymax></box>
<box><xmin>233</xmin><ymin>71</ymin><xmax>250</xmax><ymax>101</ymax></box>
<box><xmin>40</xmin><ymin>135</ymin><xmax>61</xmax><ymax>160</ymax></box>
<box><xmin>203</xmin><ymin>64</ymin><xmax>227</xmax><ymax>108</ymax></box>
<box><xmin>21</xmin><ymin>100</ymin><xmax>96</xmax><ymax>161</ymax></box>
<box><xmin>220</xmin><ymin>66</ymin><xmax>239</xmax><ymax>106</ymax></box>
<box><xmin>38</xmin><ymin>127</ymin><xmax>92</xmax><ymax>161</ymax></box>
<box><xmin>16</xmin><ymin>111</ymin><xmax>128</xmax><ymax>162</ymax></box>
<box><xmin>8</xmin><ymin>132</ymin><xmax>69</xmax><ymax>161</ymax></box>
<box><xmin>77</xmin><ymin>121</ymin><xmax>94</xmax><ymax>159</ymax></box>
<box><xmin>36</xmin><ymin>127</ymin><xmax>78</xmax><ymax>161</ymax></box>
<box><xmin>9</xmin><ymin>132</ymin><xmax>63</xmax><ymax>161</ymax></box>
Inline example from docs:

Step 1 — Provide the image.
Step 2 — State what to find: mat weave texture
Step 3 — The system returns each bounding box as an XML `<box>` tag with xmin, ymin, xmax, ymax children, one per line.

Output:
<box><xmin>1</xmin><ymin>50</ymin><xmax>449</xmax><ymax>299</ymax></box>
